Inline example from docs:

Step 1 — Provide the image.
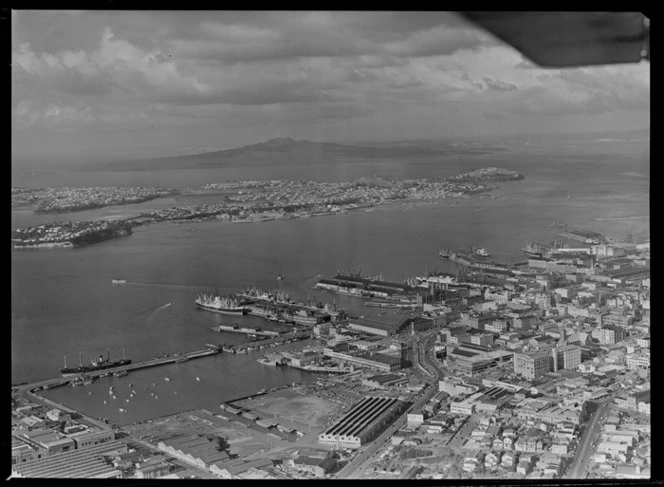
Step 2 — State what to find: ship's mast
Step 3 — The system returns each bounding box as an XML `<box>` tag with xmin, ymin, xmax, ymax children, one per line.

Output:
<box><xmin>64</xmin><ymin>356</ymin><xmax>67</xmax><ymax>369</ymax></box>
<box><xmin>122</xmin><ymin>347</ymin><xmax>125</xmax><ymax>360</ymax></box>
<box><xmin>79</xmin><ymin>352</ymin><xmax>82</xmax><ymax>367</ymax></box>
<box><xmin>107</xmin><ymin>348</ymin><xmax>110</xmax><ymax>362</ymax></box>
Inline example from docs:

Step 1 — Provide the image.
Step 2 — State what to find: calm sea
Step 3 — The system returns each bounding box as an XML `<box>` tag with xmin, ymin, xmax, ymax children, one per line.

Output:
<box><xmin>12</xmin><ymin>139</ymin><xmax>649</xmax><ymax>425</ymax></box>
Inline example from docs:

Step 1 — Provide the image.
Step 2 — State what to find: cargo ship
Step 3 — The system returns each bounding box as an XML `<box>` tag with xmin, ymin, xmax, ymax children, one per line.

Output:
<box><xmin>60</xmin><ymin>349</ymin><xmax>131</xmax><ymax>377</ymax></box>
<box><xmin>195</xmin><ymin>293</ymin><xmax>247</xmax><ymax>315</ymax></box>
<box><xmin>522</xmin><ymin>242</ymin><xmax>547</xmax><ymax>258</ymax></box>
<box><xmin>471</xmin><ymin>245</ymin><xmax>490</xmax><ymax>257</ymax></box>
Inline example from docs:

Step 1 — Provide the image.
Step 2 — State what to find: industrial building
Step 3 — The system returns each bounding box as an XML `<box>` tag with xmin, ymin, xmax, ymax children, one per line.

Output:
<box><xmin>362</xmin><ymin>373</ymin><xmax>409</xmax><ymax>389</ymax></box>
<box><xmin>347</xmin><ymin>316</ymin><xmax>408</xmax><ymax>336</ymax></box>
<box><xmin>323</xmin><ymin>347</ymin><xmax>404</xmax><ymax>371</ymax></box>
<box><xmin>157</xmin><ymin>434</ymin><xmax>231</xmax><ymax>471</ymax></box>
<box><xmin>318</xmin><ymin>396</ymin><xmax>407</xmax><ymax>449</ymax></box>
<box><xmin>10</xmin><ymin>439</ymin><xmax>126</xmax><ymax>478</ymax></box>
<box><xmin>446</xmin><ymin>348</ymin><xmax>513</xmax><ymax>377</ymax></box>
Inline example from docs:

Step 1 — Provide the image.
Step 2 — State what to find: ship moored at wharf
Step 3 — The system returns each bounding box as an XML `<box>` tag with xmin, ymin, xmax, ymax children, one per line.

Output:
<box><xmin>237</xmin><ymin>286</ymin><xmax>343</xmax><ymax>324</ymax></box>
<box><xmin>60</xmin><ymin>349</ymin><xmax>131</xmax><ymax>377</ymax></box>
<box><xmin>314</xmin><ymin>273</ymin><xmax>417</xmax><ymax>301</ymax></box>
<box><xmin>195</xmin><ymin>293</ymin><xmax>248</xmax><ymax>315</ymax></box>
<box><xmin>448</xmin><ymin>249</ymin><xmax>509</xmax><ymax>272</ymax></box>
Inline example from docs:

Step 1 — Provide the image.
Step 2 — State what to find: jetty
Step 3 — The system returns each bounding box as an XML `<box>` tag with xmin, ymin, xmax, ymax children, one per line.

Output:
<box><xmin>229</xmin><ymin>331</ymin><xmax>311</xmax><ymax>354</ymax></box>
<box><xmin>214</xmin><ymin>324</ymin><xmax>280</xmax><ymax>337</ymax></box>
<box><xmin>13</xmin><ymin>345</ymin><xmax>222</xmax><ymax>394</ymax></box>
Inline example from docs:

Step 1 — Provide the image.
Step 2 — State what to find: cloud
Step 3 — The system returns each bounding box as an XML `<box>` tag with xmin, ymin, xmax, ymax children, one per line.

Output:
<box><xmin>11</xmin><ymin>10</ymin><xmax>651</xmax><ymax>149</ymax></box>
<box><xmin>13</xmin><ymin>100</ymin><xmax>95</xmax><ymax>129</ymax></box>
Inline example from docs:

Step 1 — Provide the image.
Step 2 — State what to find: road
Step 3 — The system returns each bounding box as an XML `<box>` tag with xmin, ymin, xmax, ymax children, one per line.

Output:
<box><xmin>334</xmin><ymin>330</ymin><xmax>443</xmax><ymax>479</ymax></box>
<box><xmin>565</xmin><ymin>398</ymin><xmax>612</xmax><ymax>478</ymax></box>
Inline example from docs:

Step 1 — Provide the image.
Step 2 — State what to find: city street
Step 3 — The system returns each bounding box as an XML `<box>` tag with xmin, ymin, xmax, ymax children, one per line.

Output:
<box><xmin>565</xmin><ymin>398</ymin><xmax>612</xmax><ymax>478</ymax></box>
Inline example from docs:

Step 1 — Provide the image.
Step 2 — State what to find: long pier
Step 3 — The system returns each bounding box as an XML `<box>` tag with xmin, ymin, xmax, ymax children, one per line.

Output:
<box><xmin>230</xmin><ymin>330</ymin><xmax>312</xmax><ymax>353</ymax></box>
<box><xmin>214</xmin><ymin>325</ymin><xmax>280</xmax><ymax>337</ymax></box>
<box><xmin>286</xmin><ymin>364</ymin><xmax>352</xmax><ymax>374</ymax></box>
<box><xmin>13</xmin><ymin>346</ymin><xmax>222</xmax><ymax>394</ymax></box>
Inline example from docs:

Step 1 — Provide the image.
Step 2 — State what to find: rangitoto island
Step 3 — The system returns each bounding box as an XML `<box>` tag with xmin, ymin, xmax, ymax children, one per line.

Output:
<box><xmin>11</xmin><ymin>168</ymin><xmax>524</xmax><ymax>249</ymax></box>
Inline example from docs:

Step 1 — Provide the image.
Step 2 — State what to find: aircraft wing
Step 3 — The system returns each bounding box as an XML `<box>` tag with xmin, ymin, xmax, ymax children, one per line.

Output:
<box><xmin>460</xmin><ymin>11</ymin><xmax>649</xmax><ymax>67</ymax></box>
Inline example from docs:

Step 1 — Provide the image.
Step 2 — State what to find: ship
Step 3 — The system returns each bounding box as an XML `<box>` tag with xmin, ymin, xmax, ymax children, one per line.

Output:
<box><xmin>111</xmin><ymin>279</ymin><xmax>126</xmax><ymax>284</ymax></box>
<box><xmin>471</xmin><ymin>245</ymin><xmax>490</xmax><ymax>257</ymax></box>
<box><xmin>438</xmin><ymin>247</ymin><xmax>451</xmax><ymax>259</ymax></box>
<box><xmin>71</xmin><ymin>375</ymin><xmax>95</xmax><ymax>387</ymax></box>
<box><xmin>195</xmin><ymin>292</ymin><xmax>247</xmax><ymax>315</ymax></box>
<box><xmin>257</xmin><ymin>355</ymin><xmax>285</xmax><ymax>367</ymax></box>
<box><xmin>549</xmin><ymin>221</ymin><xmax>567</xmax><ymax>227</ymax></box>
<box><xmin>277</xmin><ymin>273</ymin><xmax>284</xmax><ymax>281</ymax></box>
<box><xmin>60</xmin><ymin>349</ymin><xmax>131</xmax><ymax>377</ymax></box>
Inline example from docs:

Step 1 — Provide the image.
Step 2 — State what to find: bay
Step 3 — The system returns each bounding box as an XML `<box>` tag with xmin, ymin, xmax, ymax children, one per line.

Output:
<box><xmin>11</xmin><ymin>139</ymin><xmax>649</xmax><ymax>424</ymax></box>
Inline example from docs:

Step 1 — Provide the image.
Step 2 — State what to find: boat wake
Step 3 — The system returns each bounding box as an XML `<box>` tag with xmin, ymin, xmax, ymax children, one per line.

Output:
<box><xmin>149</xmin><ymin>302</ymin><xmax>173</xmax><ymax>320</ymax></box>
<box><xmin>156</xmin><ymin>302</ymin><xmax>173</xmax><ymax>312</ymax></box>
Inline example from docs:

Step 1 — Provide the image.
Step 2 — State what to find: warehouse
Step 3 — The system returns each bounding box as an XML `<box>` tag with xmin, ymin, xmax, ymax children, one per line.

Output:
<box><xmin>362</xmin><ymin>373</ymin><xmax>409</xmax><ymax>389</ymax></box>
<box><xmin>323</xmin><ymin>347</ymin><xmax>404</xmax><ymax>371</ymax></box>
<box><xmin>10</xmin><ymin>440</ymin><xmax>126</xmax><ymax>478</ymax></box>
<box><xmin>348</xmin><ymin>316</ymin><xmax>408</xmax><ymax>336</ymax></box>
<box><xmin>318</xmin><ymin>396</ymin><xmax>407</xmax><ymax>449</ymax></box>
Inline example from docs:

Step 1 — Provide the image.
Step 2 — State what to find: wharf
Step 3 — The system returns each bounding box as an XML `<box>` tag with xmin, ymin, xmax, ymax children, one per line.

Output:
<box><xmin>230</xmin><ymin>331</ymin><xmax>311</xmax><ymax>353</ymax></box>
<box><xmin>13</xmin><ymin>347</ymin><xmax>221</xmax><ymax>394</ymax></box>
<box><xmin>215</xmin><ymin>325</ymin><xmax>280</xmax><ymax>337</ymax></box>
<box><xmin>365</xmin><ymin>300</ymin><xmax>421</xmax><ymax>308</ymax></box>
<box><xmin>238</xmin><ymin>294</ymin><xmax>341</xmax><ymax>319</ymax></box>
<box><xmin>286</xmin><ymin>364</ymin><xmax>352</xmax><ymax>374</ymax></box>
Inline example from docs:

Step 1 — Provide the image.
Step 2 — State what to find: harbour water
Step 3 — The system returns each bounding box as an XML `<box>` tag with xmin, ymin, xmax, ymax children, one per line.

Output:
<box><xmin>12</xmin><ymin>136</ymin><xmax>649</xmax><ymax>424</ymax></box>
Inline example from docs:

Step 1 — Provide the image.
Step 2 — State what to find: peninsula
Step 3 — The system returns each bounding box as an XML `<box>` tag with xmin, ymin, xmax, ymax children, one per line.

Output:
<box><xmin>11</xmin><ymin>168</ymin><xmax>524</xmax><ymax>248</ymax></box>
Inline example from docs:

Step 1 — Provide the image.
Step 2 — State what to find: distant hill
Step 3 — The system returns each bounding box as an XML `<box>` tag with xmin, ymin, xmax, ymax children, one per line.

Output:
<box><xmin>352</xmin><ymin>175</ymin><xmax>395</xmax><ymax>187</ymax></box>
<box><xmin>82</xmin><ymin>137</ymin><xmax>504</xmax><ymax>172</ymax></box>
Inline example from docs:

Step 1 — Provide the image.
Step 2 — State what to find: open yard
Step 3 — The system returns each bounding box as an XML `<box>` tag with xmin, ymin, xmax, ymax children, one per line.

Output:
<box><xmin>233</xmin><ymin>386</ymin><xmax>345</xmax><ymax>432</ymax></box>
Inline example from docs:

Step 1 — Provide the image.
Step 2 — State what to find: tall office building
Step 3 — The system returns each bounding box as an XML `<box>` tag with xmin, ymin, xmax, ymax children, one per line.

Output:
<box><xmin>551</xmin><ymin>345</ymin><xmax>581</xmax><ymax>371</ymax></box>
<box><xmin>599</xmin><ymin>325</ymin><xmax>626</xmax><ymax>345</ymax></box>
<box><xmin>514</xmin><ymin>351</ymin><xmax>551</xmax><ymax>380</ymax></box>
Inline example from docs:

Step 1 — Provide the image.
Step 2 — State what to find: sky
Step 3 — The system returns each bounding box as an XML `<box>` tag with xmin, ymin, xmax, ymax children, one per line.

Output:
<box><xmin>12</xmin><ymin>11</ymin><xmax>650</xmax><ymax>159</ymax></box>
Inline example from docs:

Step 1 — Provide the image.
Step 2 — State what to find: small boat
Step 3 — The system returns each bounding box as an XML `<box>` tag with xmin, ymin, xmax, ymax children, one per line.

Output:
<box><xmin>196</xmin><ymin>376</ymin><xmax>201</xmax><ymax>382</ymax></box>
<box><xmin>126</xmin><ymin>399</ymin><xmax>130</xmax><ymax>403</ymax></box>
<box><xmin>119</xmin><ymin>408</ymin><xmax>126</xmax><ymax>412</ymax></box>
<box><xmin>88</xmin><ymin>391</ymin><xmax>93</xmax><ymax>396</ymax></box>
<box><xmin>112</xmin><ymin>279</ymin><xmax>127</xmax><ymax>284</ymax></box>
<box><xmin>277</xmin><ymin>274</ymin><xmax>284</xmax><ymax>281</ymax></box>
<box><xmin>155</xmin><ymin>395</ymin><xmax>158</xmax><ymax>399</ymax></box>
<box><xmin>165</xmin><ymin>377</ymin><xmax>171</xmax><ymax>382</ymax></box>
<box><xmin>103</xmin><ymin>400</ymin><xmax>107</xmax><ymax>404</ymax></box>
